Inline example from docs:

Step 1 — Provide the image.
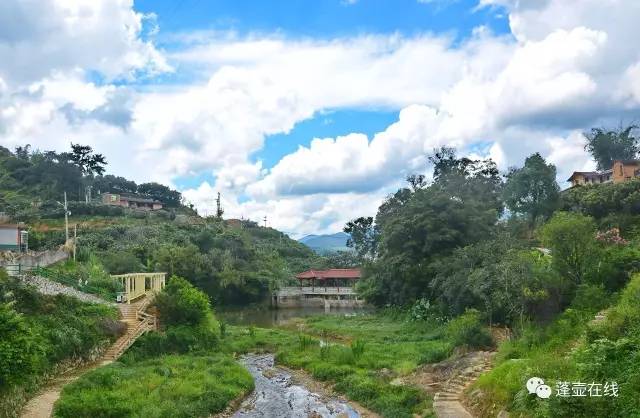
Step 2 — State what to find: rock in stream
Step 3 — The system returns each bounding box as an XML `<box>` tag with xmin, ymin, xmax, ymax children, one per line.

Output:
<box><xmin>234</xmin><ymin>354</ymin><xmax>360</xmax><ymax>418</ymax></box>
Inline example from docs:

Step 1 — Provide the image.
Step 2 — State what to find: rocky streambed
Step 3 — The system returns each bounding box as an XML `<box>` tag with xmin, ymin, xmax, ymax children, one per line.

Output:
<box><xmin>233</xmin><ymin>354</ymin><xmax>361</xmax><ymax>418</ymax></box>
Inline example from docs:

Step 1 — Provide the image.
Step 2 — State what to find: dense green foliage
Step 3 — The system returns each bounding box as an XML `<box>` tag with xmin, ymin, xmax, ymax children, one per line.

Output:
<box><xmin>54</xmin><ymin>354</ymin><xmax>253</xmax><ymax>418</ymax></box>
<box><xmin>61</xmin><ymin>220</ymin><xmax>323</xmax><ymax>305</ymax></box>
<box><xmin>0</xmin><ymin>269</ymin><xmax>117</xmax><ymax>416</ymax></box>
<box><xmin>475</xmin><ymin>273</ymin><xmax>640</xmax><ymax>417</ymax></box>
<box><xmin>123</xmin><ymin>276</ymin><xmax>219</xmax><ymax>361</ymax></box>
<box><xmin>503</xmin><ymin>152</ymin><xmax>560</xmax><ymax>229</ymax></box>
<box><xmin>358</xmin><ymin>148</ymin><xmax>503</xmax><ymax>306</ymax></box>
<box><xmin>33</xmin><ymin>258</ymin><xmax>123</xmax><ymax>300</ymax></box>
<box><xmin>561</xmin><ymin>178</ymin><xmax>640</xmax><ymax>229</ymax></box>
<box><xmin>54</xmin><ymin>276</ymin><xmax>248</xmax><ymax>418</ymax></box>
<box><xmin>0</xmin><ymin>144</ymin><xmax>184</xmax><ymax>220</ymax></box>
<box><xmin>584</xmin><ymin>125</ymin><xmax>639</xmax><ymax>171</ymax></box>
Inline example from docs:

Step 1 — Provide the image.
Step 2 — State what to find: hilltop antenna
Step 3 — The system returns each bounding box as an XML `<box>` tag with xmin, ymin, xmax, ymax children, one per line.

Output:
<box><xmin>263</xmin><ymin>215</ymin><xmax>267</xmax><ymax>228</ymax></box>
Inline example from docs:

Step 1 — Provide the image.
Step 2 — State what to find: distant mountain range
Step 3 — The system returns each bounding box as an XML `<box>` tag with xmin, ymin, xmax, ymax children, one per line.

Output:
<box><xmin>298</xmin><ymin>232</ymin><xmax>352</xmax><ymax>254</ymax></box>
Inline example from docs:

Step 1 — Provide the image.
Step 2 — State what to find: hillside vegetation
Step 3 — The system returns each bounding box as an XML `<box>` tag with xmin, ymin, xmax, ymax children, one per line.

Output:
<box><xmin>0</xmin><ymin>269</ymin><xmax>118</xmax><ymax>417</ymax></box>
<box><xmin>0</xmin><ymin>144</ymin><xmax>327</xmax><ymax>306</ymax></box>
<box><xmin>338</xmin><ymin>128</ymin><xmax>640</xmax><ymax>416</ymax></box>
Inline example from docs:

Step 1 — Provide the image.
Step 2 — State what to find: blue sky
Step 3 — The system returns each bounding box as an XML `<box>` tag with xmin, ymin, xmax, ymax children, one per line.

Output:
<box><xmin>137</xmin><ymin>0</ymin><xmax>511</xmax><ymax>189</ymax></box>
<box><xmin>2</xmin><ymin>0</ymin><xmax>636</xmax><ymax>235</ymax></box>
<box><xmin>137</xmin><ymin>0</ymin><xmax>510</xmax><ymax>41</ymax></box>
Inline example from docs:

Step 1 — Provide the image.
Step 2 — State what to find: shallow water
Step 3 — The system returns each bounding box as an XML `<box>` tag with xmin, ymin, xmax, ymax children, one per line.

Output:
<box><xmin>219</xmin><ymin>305</ymin><xmax>371</xmax><ymax>328</ymax></box>
<box><xmin>233</xmin><ymin>353</ymin><xmax>360</xmax><ymax>418</ymax></box>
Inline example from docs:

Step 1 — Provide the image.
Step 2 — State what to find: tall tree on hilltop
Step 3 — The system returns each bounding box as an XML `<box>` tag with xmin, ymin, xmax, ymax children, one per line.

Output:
<box><xmin>503</xmin><ymin>153</ymin><xmax>560</xmax><ymax>230</ymax></box>
<box><xmin>584</xmin><ymin>125</ymin><xmax>639</xmax><ymax>171</ymax></box>
<box><xmin>138</xmin><ymin>182</ymin><xmax>182</xmax><ymax>207</ymax></box>
<box><xmin>69</xmin><ymin>143</ymin><xmax>107</xmax><ymax>176</ymax></box>
<box><xmin>68</xmin><ymin>143</ymin><xmax>107</xmax><ymax>202</ymax></box>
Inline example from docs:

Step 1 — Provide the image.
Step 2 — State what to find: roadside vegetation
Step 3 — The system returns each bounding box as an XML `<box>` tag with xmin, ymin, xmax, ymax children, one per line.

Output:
<box><xmin>0</xmin><ymin>269</ymin><xmax>119</xmax><ymax>417</ymax></box>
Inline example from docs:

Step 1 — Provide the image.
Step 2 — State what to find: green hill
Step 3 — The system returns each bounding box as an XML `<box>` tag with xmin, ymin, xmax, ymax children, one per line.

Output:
<box><xmin>0</xmin><ymin>144</ymin><xmax>326</xmax><ymax>306</ymax></box>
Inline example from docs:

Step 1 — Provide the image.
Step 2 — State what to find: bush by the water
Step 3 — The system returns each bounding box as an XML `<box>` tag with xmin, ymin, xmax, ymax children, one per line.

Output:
<box><xmin>122</xmin><ymin>276</ymin><xmax>219</xmax><ymax>361</ymax></box>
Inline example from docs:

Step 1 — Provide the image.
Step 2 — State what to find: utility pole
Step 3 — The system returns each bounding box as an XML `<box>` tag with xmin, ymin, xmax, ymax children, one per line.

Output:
<box><xmin>73</xmin><ymin>224</ymin><xmax>77</xmax><ymax>261</ymax></box>
<box><xmin>263</xmin><ymin>215</ymin><xmax>267</xmax><ymax>228</ymax></box>
<box><xmin>63</xmin><ymin>191</ymin><xmax>69</xmax><ymax>243</ymax></box>
<box><xmin>216</xmin><ymin>192</ymin><xmax>224</xmax><ymax>218</ymax></box>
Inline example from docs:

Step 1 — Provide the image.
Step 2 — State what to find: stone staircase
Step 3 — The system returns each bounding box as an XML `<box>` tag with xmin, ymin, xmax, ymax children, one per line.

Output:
<box><xmin>433</xmin><ymin>351</ymin><xmax>495</xmax><ymax>418</ymax></box>
<box><xmin>102</xmin><ymin>296</ymin><xmax>157</xmax><ymax>363</ymax></box>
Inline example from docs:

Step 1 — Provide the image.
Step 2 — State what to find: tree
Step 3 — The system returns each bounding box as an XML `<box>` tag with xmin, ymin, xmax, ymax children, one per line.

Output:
<box><xmin>503</xmin><ymin>153</ymin><xmax>560</xmax><ymax>229</ymax></box>
<box><xmin>344</xmin><ymin>217</ymin><xmax>378</xmax><ymax>260</ymax></box>
<box><xmin>539</xmin><ymin>212</ymin><xmax>597</xmax><ymax>287</ymax></box>
<box><xmin>360</xmin><ymin>150</ymin><xmax>503</xmax><ymax>306</ymax></box>
<box><xmin>92</xmin><ymin>175</ymin><xmax>137</xmax><ymax>195</ymax></box>
<box><xmin>138</xmin><ymin>182</ymin><xmax>182</xmax><ymax>207</ymax></box>
<box><xmin>584</xmin><ymin>125</ymin><xmax>639</xmax><ymax>171</ymax></box>
<box><xmin>69</xmin><ymin>143</ymin><xmax>107</xmax><ymax>176</ymax></box>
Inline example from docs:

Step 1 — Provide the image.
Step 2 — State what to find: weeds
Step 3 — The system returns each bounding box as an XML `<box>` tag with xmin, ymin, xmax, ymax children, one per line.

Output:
<box><xmin>298</xmin><ymin>334</ymin><xmax>316</xmax><ymax>351</ymax></box>
<box><xmin>350</xmin><ymin>339</ymin><xmax>366</xmax><ymax>360</ymax></box>
<box><xmin>219</xmin><ymin>320</ymin><xmax>227</xmax><ymax>338</ymax></box>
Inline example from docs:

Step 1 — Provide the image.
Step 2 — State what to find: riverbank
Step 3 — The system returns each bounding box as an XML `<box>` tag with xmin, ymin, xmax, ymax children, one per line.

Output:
<box><xmin>220</xmin><ymin>311</ymin><xmax>491</xmax><ymax>417</ymax></box>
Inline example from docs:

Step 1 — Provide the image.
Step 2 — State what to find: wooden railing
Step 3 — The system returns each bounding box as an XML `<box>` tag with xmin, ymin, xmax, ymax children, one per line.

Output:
<box><xmin>107</xmin><ymin>297</ymin><xmax>158</xmax><ymax>360</ymax></box>
<box><xmin>109</xmin><ymin>316</ymin><xmax>156</xmax><ymax>359</ymax></box>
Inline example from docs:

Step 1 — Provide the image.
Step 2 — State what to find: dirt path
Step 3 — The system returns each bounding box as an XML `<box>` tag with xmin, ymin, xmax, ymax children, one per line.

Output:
<box><xmin>19</xmin><ymin>298</ymin><xmax>152</xmax><ymax>418</ymax></box>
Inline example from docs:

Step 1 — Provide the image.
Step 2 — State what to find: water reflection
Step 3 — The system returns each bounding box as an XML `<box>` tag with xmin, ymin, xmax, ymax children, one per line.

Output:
<box><xmin>219</xmin><ymin>305</ymin><xmax>371</xmax><ymax>327</ymax></box>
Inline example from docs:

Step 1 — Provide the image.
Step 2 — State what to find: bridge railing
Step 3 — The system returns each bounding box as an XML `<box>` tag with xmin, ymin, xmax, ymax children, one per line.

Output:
<box><xmin>110</xmin><ymin>272</ymin><xmax>166</xmax><ymax>304</ymax></box>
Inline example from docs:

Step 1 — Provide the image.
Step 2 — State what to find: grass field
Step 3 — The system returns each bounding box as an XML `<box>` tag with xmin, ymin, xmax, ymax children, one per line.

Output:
<box><xmin>53</xmin><ymin>354</ymin><xmax>253</xmax><ymax>418</ymax></box>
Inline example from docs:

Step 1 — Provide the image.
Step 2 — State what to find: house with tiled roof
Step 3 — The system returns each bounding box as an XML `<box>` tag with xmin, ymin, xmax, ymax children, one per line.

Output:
<box><xmin>567</xmin><ymin>160</ymin><xmax>640</xmax><ymax>187</ymax></box>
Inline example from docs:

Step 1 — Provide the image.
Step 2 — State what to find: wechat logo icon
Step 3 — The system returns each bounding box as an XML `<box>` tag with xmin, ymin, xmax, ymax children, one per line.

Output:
<box><xmin>527</xmin><ymin>377</ymin><xmax>552</xmax><ymax>399</ymax></box>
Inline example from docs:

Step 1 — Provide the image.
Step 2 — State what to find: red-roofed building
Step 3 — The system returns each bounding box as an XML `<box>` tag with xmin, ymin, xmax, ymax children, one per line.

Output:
<box><xmin>273</xmin><ymin>268</ymin><xmax>363</xmax><ymax>308</ymax></box>
<box><xmin>295</xmin><ymin>268</ymin><xmax>361</xmax><ymax>289</ymax></box>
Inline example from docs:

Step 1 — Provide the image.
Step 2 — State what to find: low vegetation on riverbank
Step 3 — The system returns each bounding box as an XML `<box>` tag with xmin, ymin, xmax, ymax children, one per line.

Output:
<box><xmin>54</xmin><ymin>354</ymin><xmax>253</xmax><ymax>418</ymax></box>
<box><xmin>53</xmin><ymin>277</ymin><xmax>254</xmax><ymax>417</ymax></box>
<box><xmin>473</xmin><ymin>273</ymin><xmax>640</xmax><ymax>418</ymax></box>
<box><xmin>0</xmin><ymin>269</ymin><xmax>118</xmax><ymax>417</ymax></box>
<box><xmin>219</xmin><ymin>309</ymin><xmax>493</xmax><ymax>418</ymax></box>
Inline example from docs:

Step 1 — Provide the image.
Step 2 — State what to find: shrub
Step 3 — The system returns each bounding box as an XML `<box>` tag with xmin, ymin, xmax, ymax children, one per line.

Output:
<box><xmin>571</xmin><ymin>284</ymin><xmax>611</xmax><ymax>312</ymax></box>
<box><xmin>445</xmin><ymin>309</ymin><xmax>493</xmax><ymax>349</ymax></box>
<box><xmin>99</xmin><ymin>250</ymin><xmax>144</xmax><ymax>275</ymax></box>
<box><xmin>155</xmin><ymin>276</ymin><xmax>211</xmax><ymax>327</ymax></box>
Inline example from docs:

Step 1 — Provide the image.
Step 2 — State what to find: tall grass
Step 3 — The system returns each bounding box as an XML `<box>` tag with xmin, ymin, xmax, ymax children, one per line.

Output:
<box><xmin>350</xmin><ymin>339</ymin><xmax>366</xmax><ymax>359</ymax></box>
<box><xmin>54</xmin><ymin>354</ymin><xmax>254</xmax><ymax>418</ymax></box>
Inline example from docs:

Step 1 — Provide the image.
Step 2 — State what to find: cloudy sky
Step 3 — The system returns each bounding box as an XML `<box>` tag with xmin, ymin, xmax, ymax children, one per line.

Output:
<box><xmin>1</xmin><ymin>0</ymin><xmax>639</xmax><ymax>236</ymax></box>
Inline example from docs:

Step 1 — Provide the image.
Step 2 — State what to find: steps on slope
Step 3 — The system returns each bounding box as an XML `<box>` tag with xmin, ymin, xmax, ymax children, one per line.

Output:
<box><xmin>433</xmin><ymin>351</ymin><xmax>495</xmax><ymax>418</ymax></box>
<box><xmin>20</xmin><ymin>297</ymin><xmax>158</xmax><ymax>418</ymax></box>
<box><xmin>102</xmin><ymin>297</ymin><xmax>157</xmax><ymax>363</ymax></box>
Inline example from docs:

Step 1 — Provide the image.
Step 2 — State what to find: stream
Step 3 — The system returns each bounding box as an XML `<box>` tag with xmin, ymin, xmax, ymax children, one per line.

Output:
<box><xmin>233</xmin><ymin>353</ymin><xmax>361</xmax><ymax>418</ymax></box>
